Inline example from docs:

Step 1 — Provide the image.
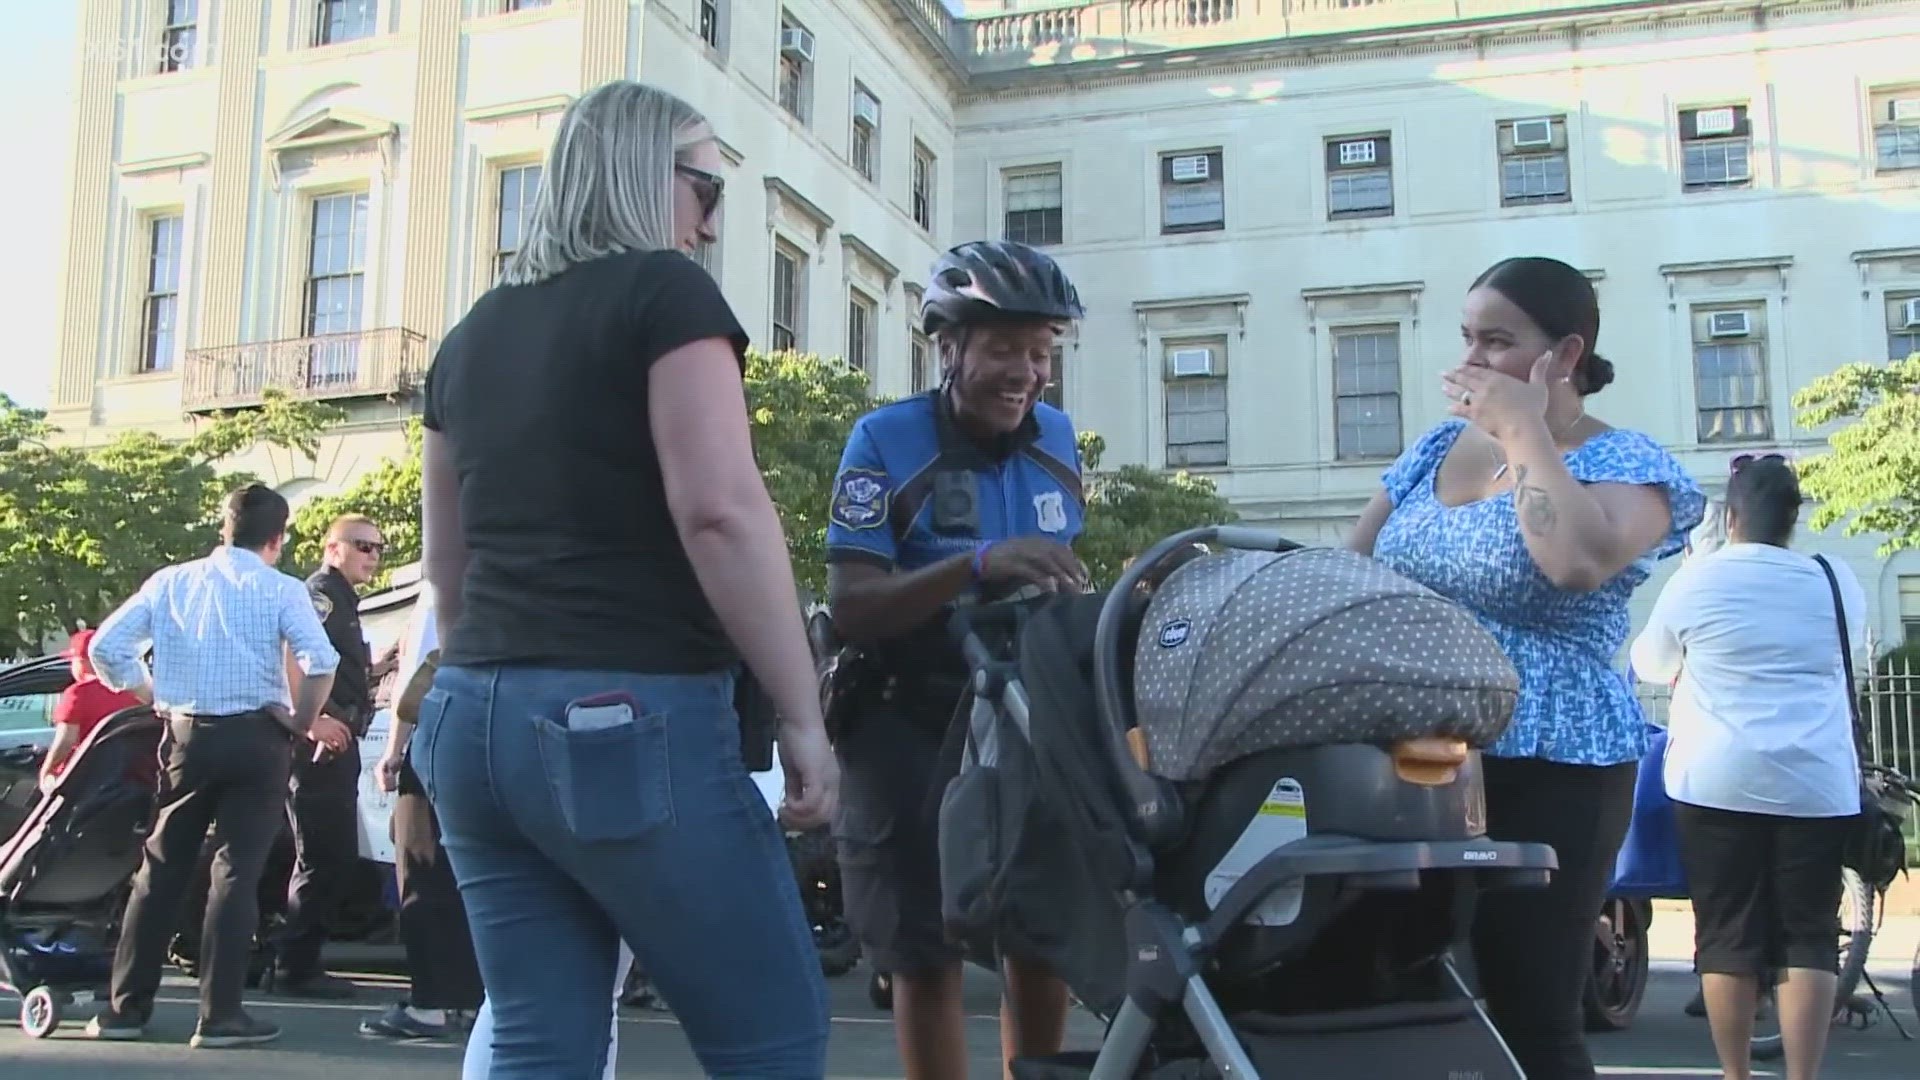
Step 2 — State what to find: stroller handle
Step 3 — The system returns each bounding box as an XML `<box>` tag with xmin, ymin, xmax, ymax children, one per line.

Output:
<box><xmin>1093</xmin><ymin>526</ymin><xmax>1305</xmax><ymax>862</ymax></box>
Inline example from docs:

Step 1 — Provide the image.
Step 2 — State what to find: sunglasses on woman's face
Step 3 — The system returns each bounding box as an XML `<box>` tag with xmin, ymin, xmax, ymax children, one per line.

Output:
<box><xmin>1729</xmin><ymin>452</ymin><xmax>1787</xmax><ymax>473</ymax></box>
<box><xmin>675</xmin><ymin>164</ymin><xmax>724</xmax><ymax>220</ymax></box>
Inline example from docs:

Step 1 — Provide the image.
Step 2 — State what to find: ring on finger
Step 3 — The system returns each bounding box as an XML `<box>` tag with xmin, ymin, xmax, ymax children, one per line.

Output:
<box><xmin>1460</xmin><ymin>390</ymin><xmax>1473</xmax><ymax>407</ymax></box>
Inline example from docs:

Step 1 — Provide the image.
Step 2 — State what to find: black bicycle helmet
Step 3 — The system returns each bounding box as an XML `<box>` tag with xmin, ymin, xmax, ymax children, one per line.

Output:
<box><xmin>919</xmin><ymin>240</ymin><xmax>1085</xmax><ymax>336</ymax></box>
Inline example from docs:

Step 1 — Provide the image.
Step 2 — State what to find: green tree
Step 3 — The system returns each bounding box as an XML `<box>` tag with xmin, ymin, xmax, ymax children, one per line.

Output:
<box><xmin>1791</xmin><ymin>351</ymin><xmax>1920</xmax><ymax>557</ymax></box>
<box><xmin>1075</xmin><ymin>431</ymin><xmax>1238</xmax><ymax>589</ymax></box>
<box><xmin>288</xmin><ymin>418</ymin><xmax>425</xmax><ymax>589</ymax></box>
<box><xmin>746</xmin><ymin>350</ymin><xmax>879</xmax><ymax>598</ymax></box>
<box><xmin>0</xmin><ymin>390</ymin><xmax>342</xmax><ymax>655</ymax></box>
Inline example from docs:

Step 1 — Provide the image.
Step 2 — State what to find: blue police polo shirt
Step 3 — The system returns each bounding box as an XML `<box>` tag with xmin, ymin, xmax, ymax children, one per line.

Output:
<box><xmin>825</xmin><ymin>391</ymin><xmax>1085</xmax><ymax>575</ymax></box>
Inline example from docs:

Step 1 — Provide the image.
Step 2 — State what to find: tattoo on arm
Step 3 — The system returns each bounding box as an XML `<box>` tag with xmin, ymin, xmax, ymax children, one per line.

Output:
<box><xmin>1512</xmin><ymin>465</ymin><xmax>1559</xmax><ymax>537</ymax></box>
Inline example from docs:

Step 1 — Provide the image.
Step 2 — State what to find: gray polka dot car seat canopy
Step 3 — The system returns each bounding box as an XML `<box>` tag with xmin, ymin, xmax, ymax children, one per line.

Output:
<box><xmin>1132</xmin><ymin>548</ymin><xmax>1520</xmax><ymax>783</ymax></box>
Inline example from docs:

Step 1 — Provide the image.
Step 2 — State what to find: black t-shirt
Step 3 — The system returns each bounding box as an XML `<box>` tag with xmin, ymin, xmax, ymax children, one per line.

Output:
<box><xmin>422</xmin><ymin>249</ymin><xmax>750</xmax><ymax>674</ymax></box>
<box><xmin>307</xmin><ymin>565</ymin><xmax>372</xmax><ymax>726</ymax></box>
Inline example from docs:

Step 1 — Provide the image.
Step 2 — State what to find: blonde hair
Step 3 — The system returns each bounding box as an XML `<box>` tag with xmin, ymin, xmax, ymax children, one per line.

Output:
<box><xmin>500</xmin><ymin>80</ymin><xmax>713</xmax><ymax>287</ymax></box>
<box><xmin>326</xmin><ymin>513</ymin><xmax>378</xmax><ymax>541</ymax></box>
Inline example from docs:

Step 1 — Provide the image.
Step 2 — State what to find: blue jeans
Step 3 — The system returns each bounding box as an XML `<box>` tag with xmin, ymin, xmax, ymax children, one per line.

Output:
<box><xmin>412</xmin><ymin>663</ymin><xmax>828</xmax><ymax>1079</ymax></box>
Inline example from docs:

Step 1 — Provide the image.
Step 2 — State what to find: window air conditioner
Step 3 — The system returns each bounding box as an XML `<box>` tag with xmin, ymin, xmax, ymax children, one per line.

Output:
<box><xmin>1170</xmin><ymin>154</ymin><xmax>1210</xmax><ymax>182</ymax></box>
<box><xmin>1693</xmin><ymin>107</ymin><xmax>1737</xmax><ymax>136</ymax></box>
<box><xmin>853</xmin><ymin>93</ymin><xmax>880</xmax><ymax>127</ymax></box>
<box><xmin>780</xmin><ymin>27</ymin><xmax>815</xmax><ymax>63</ymax></box>
<box><xmin>1892</xmin><ymin>98</ymin><xmax>1920</xmax><ymax>123</ymax></box>
<box><xmin>1707</xmin><ymin>310</ymin><xmax>1752</xmax><ymax>338</ymax></box>
<box><xmin>1903</xmin><ymin>296</ymin><xmax>1920</xmax><ymax>328</ymax></box>
<box><xmin>1511</xmin><ymin>118</ymin><xmax>1554</xmax><ymax>148</ymax></box>
<box><xmin>1169</xmin><ymin>347</ymin><xmax>1215</xmax><ymax>377</ymax></box>
<box><xmin>1338</xmin><ymin>140</ymin><xmax>1376</xmax><ymax>166</ymax></box>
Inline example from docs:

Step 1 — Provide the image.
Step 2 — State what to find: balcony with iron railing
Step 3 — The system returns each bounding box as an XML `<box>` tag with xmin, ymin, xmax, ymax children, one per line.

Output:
<box><xmin>893</xmin><ymin>0</ymin><xmax>1721</xmax><ymax>78</ymax></box>
<box><xmin>181</xmin><ymin>328</ymin><xmax>431</xmax><ymax>413</ymax></box>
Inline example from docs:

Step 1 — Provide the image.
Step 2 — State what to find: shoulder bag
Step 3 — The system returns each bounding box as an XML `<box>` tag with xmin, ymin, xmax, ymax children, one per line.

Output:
<box><xmin>1812</xmin><ymin>554</ymin><xmax>1913</xmax><ymax>894</ymax></box>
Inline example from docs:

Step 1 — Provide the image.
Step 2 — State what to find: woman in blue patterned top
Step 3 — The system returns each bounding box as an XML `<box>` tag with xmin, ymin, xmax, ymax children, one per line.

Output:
<box><xmin>1349</xmin><ymin>256</ymin><xmax>1706</xmax><ymax>1080</ymax></box>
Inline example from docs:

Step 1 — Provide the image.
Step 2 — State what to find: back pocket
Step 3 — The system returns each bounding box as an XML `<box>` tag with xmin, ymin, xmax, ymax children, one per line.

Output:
<box><xmin>534</xmin><ymin>706</ymin><xmax>673</xmax><ymax>843</ymax></box>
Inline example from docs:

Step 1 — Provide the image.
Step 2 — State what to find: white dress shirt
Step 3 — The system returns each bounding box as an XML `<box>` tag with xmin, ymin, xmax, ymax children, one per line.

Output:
<box><xmin>1629</xmin><ymin>543</ymin><xmax>1865</xmax><ymax>818</ymax></box>
<box><xmin>90</xmin><ymin>545</ymin><xmax>341</xmax><ymax>717</ymax></box>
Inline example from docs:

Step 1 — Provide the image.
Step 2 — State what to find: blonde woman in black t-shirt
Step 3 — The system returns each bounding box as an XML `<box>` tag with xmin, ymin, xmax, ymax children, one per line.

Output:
<box><xmin>411</xmin><ymin>80</ymin><xmax>838</xmax><ymax>1079</ymax></box>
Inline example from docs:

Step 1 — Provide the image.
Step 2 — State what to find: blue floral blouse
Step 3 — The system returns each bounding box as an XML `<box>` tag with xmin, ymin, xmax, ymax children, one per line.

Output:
<box><xmin>1372</xmin><ymin>420</ymin><xmax>1706</xmax><ymax>767</ymax></box>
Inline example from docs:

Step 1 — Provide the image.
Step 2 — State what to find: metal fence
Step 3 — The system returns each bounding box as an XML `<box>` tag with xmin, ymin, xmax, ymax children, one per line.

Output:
<box><xmin>1636</xmin><ymin>650</ymin><xmax>1920</xmax><ymax>853</ymax></box>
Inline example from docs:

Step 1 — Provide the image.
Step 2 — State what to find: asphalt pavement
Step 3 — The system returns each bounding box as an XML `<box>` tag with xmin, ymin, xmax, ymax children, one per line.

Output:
<box><xmin>1</xmin><ymin>952</ymin><xmax>1913</xmax><ymax>1078</ymax></box>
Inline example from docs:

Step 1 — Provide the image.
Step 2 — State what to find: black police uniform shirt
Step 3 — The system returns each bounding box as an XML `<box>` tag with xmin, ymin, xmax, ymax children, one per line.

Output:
<box><xmin>308</xmin><ymin>565</ymin><xmax>372</xmax><ymax>730</ymax></box>
<box><xmin>825</xmin><ymin>389</ymin><xmax>1086</xmax><ymax>679</ymax></box>
<box><xmin>421</xmin><ymin>249</ymin><xmax>750</xmax><ymax>674</ymax></box>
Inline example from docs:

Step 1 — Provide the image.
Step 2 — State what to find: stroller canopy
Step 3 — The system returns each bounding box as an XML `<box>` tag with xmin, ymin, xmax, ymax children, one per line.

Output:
<box><xmin>1134</xmin><ymin>548</ymin><xmax>1519</xmax><ymax>782</ymax></box>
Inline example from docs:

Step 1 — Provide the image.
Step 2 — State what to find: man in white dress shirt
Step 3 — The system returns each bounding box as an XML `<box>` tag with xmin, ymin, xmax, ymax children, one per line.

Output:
<box><xmin>84</xmin><ymin>484</ymin><xmax>348</xmax><ymax>1049</ymax></box>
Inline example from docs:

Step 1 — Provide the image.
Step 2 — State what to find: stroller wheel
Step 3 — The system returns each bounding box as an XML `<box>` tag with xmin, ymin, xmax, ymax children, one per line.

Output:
<box><xmin>21</xmin><ymin>985</ymin><xmax>63</xmax><ymax>1039</ymax></box>
<box><xmin>868</xmin><ymin>971</ymin><xmax>893</xmax><ymax>1011</ymax></box>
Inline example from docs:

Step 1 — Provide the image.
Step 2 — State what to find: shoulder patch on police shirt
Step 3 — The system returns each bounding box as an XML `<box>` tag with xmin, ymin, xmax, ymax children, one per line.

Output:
<box><xmin>830</xmin><ymin>468</ymin><xmax>890</xmax><ymax>531</ymax></box>
<box><xmin>1034</xmin><ymin>490</ymin><xmax>1068</xmax><ymax>534</ymax></box>
<box><xmin>309</xmin><ymin>584</ymin><xmax>334</xmax><ymax>621</ymax></box>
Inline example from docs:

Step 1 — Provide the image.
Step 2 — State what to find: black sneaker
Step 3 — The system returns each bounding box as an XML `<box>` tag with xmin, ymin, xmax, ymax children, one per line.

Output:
<box><xmin>358</xmin><ymin>1001</ymin><xmax>455</xmax><ymax>1042</ymax></box>
<box><xmin>85</xmin><ymin>1009</ymin><xmax>146</xmax><ymax>1041</ymax></box>
<box><xmin>274</xmin><ymin>971</ymin><xmax>359</xmax><ymax>999</ymax></box>
<box><xmin>190</xmin><ymin>1011</ymin><xmax>281</xmax><ymax>1048</ymax></box>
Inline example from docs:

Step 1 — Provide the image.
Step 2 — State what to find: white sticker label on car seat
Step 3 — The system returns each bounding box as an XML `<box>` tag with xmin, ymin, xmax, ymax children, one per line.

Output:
<box><xmin>1203</xmin><ymin>776</ymin><xmax>1307</xmax><ymax>927</ymax></box>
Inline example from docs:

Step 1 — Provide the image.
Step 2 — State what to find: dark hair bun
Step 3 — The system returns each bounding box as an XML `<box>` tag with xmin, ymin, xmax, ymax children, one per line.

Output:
<box><xmin>1579</xmin><ymin>353</ymin><xmax>1615</xmax><ymax>396</ymax></box>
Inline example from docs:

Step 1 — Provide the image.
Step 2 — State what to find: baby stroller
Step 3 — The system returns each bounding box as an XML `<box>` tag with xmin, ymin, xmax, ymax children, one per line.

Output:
<box><xmin>938</xmin><ymin>526</ymin><xmax>1560</xmax><ymax>1080</ymax></box>
<box><xmin>0</xmin><ymin>705</ymin><xmax>163</xmax><ymax>1038</ymax></box>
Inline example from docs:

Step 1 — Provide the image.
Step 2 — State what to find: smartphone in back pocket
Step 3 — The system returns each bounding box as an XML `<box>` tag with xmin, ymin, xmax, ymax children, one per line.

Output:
<box><xmin>565</xmin><ymin>691</ymin><xmax>640</xmax><ymax>733</ymax></box>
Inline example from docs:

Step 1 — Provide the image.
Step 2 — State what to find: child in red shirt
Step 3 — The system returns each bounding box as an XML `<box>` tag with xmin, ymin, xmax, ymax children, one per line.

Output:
<box><xmin>38</xmin><ymin>629</ymin><xmax>143</xmax><ymax>795</ymax></box>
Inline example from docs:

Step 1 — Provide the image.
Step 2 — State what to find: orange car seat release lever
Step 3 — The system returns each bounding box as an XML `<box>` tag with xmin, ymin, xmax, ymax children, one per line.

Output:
<box><xmin>1391</xmin><ymin>736</ymin><xmax>1468</xmax><ymax>786</ymax></box>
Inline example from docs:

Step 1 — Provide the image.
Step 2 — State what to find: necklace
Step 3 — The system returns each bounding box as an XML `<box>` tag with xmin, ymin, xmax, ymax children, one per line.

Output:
<box><xmin>1490</xmin><ymin>406</ymin><xmax>1587</xmax><ymax>482</ymax></box>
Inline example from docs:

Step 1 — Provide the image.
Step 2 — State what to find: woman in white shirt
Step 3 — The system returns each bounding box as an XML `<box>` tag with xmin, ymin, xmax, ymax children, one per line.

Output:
<box><xmin>1629</xmin><ymin>455</ymin><xmax>1865</xmax><ymax>1080</ymax></box>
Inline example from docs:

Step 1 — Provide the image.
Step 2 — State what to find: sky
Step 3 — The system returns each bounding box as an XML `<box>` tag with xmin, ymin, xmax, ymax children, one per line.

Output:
<box><xmin>1</xmin><ymin>4</ymin><xmax>79</xmax><ymax>410</ymax></box>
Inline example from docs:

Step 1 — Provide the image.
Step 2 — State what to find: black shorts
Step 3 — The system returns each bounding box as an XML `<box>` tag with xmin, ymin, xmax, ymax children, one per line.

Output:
<box><xmin>1673</xmin><ymin>801</ymin><xmax>1852</xmax><ymax>976</ymax></box>
<box><xmin>831</xmin><ymin>697</ymin><xmax>961</xmax><ymax>977</ymax></box>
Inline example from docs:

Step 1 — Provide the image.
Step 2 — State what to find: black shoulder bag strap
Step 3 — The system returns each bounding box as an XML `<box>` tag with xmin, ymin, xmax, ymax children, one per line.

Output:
<box><xmin>1811</xmin><ymin>555</ymin><xmax>1868</xmax><ymax>757</ymax></box>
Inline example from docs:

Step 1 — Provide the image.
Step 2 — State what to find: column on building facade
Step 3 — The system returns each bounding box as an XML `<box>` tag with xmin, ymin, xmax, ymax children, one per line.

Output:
<box><xmin>196</xmin><ymin>0</ymin><xmax>267</xmax><ymax>352</ymax></box>
<box><xmin>400</xmin><ymin>1</ymin><xmax>464</xmax><ymax>338</ymax></box>
<box><xmin>580</xmin><ymin>0</ymin><xmax>635</xmax><ymax>89</ymax></box>
<box><xmin>50</xmin><ymin>0</ymin><xmax>126</xmax><ymax>413</ymax></box>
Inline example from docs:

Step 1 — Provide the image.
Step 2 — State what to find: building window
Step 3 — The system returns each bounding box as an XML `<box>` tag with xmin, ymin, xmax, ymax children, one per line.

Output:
<box><xmin>1040</xmin><ymin>345</ymin><xmax>1065</xmax><ymax>410</ymax></box>
<box><xmin>1160</xmin><ymin>149</ymin><xmax>1224</xmax><ymax>233</ymax></box>
<box><xmin>160</xmin><ymin>0</ymin><xmax>197</xmax><ymax>73</ymax></box>
<box><xmin>1332</xmin><ymin>326</ymin><xmax>1403</xmax><ymax>460</ymax></box>
<box><xmin>314</xmin><ymin>0</ymin><xmax>378</xmax><ymax>46</ymax></box>
<box><xmin>1497</xmin><ymin>116</ymin><xmax>1570</xmax><ymax>206</ymax></box>
<box><xmin>503</xmin><ymin>0</ymin><xmax>553</xmax><ymax>11</ymax></box>
<box><xmin>911</xmin><ymin>142</ymin><xmax>935</xmax><ymax>231</ymax></box>
<box><xmin>1002</xmin><ymin>167</ymin><xmax>1063</xmax><ymax>246</ymax></box>
<box><xmin>304</xmin><ymin>192</ymin><xmax>370</xmax><ymax>386</ymax></box>
<box><xmin>851</xmin><ymin>84</ymin><xmax>879</xmax><ymax>181</ymax></box>
<box><xmin>1326</xmin><ymin>135</ymin><xmax>1392</xmax><ymax>219</ymax></box>
<box><xmin>1887</xmin><ymin>292</ymin><xmax>1920</xmax><ymax>361</ymax></box>
<box><xmin>777</xmin><ymin>12</ymin><xmax>812</xmax><ymax>123</ymax></box>
<box><xmin>1872</xmin><ymin>88</ymin><xmax>1920</xmax><ymax>173</ymax></box>
<box><xmin>847</xmin><ymin>290</ymin><xmax>876</xmax><ymax>380</ymax></box>
<box><xmin>771</xmin><ymin>243</ymin><xmax>804</xmax><ymax>352</ymax></box>
<box><xmin>699</xmin><ymin>0</ymin><xmax>723</xmax><ymax>48</ymax></box>
<box><xmin>1900</xmin><ymin>575</ymin><xmax>1920</xmax><ymax>644</ymax></box>
<box><xmin>1163</xmin><ymin>338</ymin><xmax>1228</xmax><ymax>468</ymax></box>
<box><xmin>494</xmin><ymin>164</ymin><xmax>541</xmax><ymax>280</ymax></box>
<box><xmin>139</xmin><ymin>215</ymin><xmax>183</xmax><ymax>373</ymax></box>
<box><xmin>911</xmin><ymin>331</ymin><xmax>934</xmax><ymax>392</ymax></box>
<box><xmin>1691</xmin><ymin>304</ymin><xmax>1771</xmax><ymax>442</ymax></box>
<box><xmin>1679</xmin><ymin>105</ymin><xmax>1753</xmax><ymax>192</ymax></box>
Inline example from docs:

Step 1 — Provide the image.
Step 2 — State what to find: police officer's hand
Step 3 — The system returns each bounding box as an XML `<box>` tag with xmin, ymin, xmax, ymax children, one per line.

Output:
<box><xmin>979</xmin><ymin>537</ymin><xmax>1089</xmax><ymax>593</ymax></box>
<box><xmin>307</xmin><ymin>715</ymin><xmax>353</xmax><ymax>760</ymax></box>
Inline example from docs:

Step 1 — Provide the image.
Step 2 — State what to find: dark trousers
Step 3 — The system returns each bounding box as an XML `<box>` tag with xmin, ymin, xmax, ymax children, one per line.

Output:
<box><xmin>276</xmin><ymin>737</ymin><xmax>362</xmax><ymax>979</ymax></box>
<box><xmin>393</xmin><ymin>757</ymin><xmax>483</xmax><ymax>1010</ymax></box>
<box><xmin>110</xmin><ymin>711</ymin><xmax>292</xmax><ymax>1023</ymax></box>
<box><xmin>169</xmin><ymin>824</ymin><xmax>293</xmax><ymax>962</ymax></box>
<box><xmin>1471</xmin><ymin>756</ymin><xmax>1638</xmax><ymax>1080</ymax></box>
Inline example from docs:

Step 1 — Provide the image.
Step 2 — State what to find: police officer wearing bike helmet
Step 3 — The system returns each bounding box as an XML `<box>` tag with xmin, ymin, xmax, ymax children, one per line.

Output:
<box><xmin>825</xmin><ymin>240</ymin><xmax>1087</xmax><ymax>1078</ymax></box>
